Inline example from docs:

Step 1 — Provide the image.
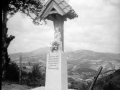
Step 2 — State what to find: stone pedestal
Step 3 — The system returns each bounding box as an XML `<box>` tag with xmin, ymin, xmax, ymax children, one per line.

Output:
<box><xmin>45</xmin><ymin>52</ymin><xmax>68</xmax><ymax>90</ymax></box>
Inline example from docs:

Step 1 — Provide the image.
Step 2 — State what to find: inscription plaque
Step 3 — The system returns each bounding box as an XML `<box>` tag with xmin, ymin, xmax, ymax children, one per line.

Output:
<box><xmin>47</xmin><ymin>53</ymin><xmax>60</xmax><ymax>69</ymax></box>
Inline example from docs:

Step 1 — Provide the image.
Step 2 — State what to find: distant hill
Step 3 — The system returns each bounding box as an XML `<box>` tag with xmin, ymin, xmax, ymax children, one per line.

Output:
<box><xmin>9</xmin><ymin>47</ymin><xmax>120</xmax><ymax>80</ymax></box>
<box><xmin>9</xmin><ymin>47</ymin><xmax>50</xmax><ymax>63</ymax></box>
<box><xmin>9</xmin><ymin>47</ymin><xmax>49</xmax><ymax>59</ymax></box>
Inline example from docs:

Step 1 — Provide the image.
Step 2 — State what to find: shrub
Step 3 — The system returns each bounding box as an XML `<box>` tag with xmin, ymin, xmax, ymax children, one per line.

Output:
<box><xmin>93</xmin><ymin>69</ymin><xmax>120</xmax><ymax>90</ymax></box>
<box><xmin>26</xmin><ymin>64</ymin><xmax>45</xmax><ymax>87</ymax></box>
<box><xmin>68</xmin><ymin>77</ymin><xmax>89</xmax><ymax>90</ymax></box>
<box><xmin>68</xmin><ymin>77</ymin><xmax>78</xmax><ymax>89</ymax></box>
<box><xmin>4</xmin><ymin>61</ymin><xmax>19</xmax><ymax>82</ymax></box>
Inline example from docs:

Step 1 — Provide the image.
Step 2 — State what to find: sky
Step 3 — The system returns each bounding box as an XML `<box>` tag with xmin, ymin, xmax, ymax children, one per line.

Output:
<box><xmin>7</xmin><ymin>0</ymin><xmax>120</xmax><ymax>54</ymax></box>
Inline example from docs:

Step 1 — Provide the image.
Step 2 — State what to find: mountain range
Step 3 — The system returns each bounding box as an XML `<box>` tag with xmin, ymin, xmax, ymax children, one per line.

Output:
<box><xmin>9</xmin><ymin>47</ymin><xmax>120</xmax><ymax>80</ymax></box>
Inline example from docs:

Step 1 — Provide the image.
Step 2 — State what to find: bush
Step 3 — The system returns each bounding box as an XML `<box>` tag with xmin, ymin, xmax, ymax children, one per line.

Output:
<box><xmin>26</xmin><ymin>64</ymin><xmax>45</xmax><ymax>87</ymax></box>
<box><xmin>93</xmin><ymin>69</ymin><xmax>120</xmax><ymax>90</ymax></box>
<box><xmin>68</xmin><ymin>77</ymin><xmax>89</xmax><ymax>90</ymax></box>
<box><xmin>68</xmin><ymin>77</ymin><xmax>78</xmax><ymax>89</ymax></box>
<box><xmin>4</xmin><ymin>61</ymin><xmax>19</xmax><ymax>82</ymax></box>
<box><xmin>3</xmin><ymin>61</ymin><xmax>45</xmax><ymax>87</ymax></box>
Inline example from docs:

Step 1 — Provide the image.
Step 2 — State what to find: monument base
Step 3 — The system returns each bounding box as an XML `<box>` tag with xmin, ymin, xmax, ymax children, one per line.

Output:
<box><xmin>30</xmin><ymin>87</ymin><xmax>76</xmax><ymax>90</ymax></box>
<box><xmin>45</xmin><ymin>52</ymin><xmax>68</xmax><ymax>90</ymax></box>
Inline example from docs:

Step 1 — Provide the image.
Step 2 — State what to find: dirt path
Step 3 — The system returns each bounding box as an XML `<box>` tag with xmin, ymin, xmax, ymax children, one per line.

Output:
<box><xmin>2</xmin><ymin>83</ymin><xmax>31</xmax><ymax>90</ymax></box>
<box><xmin>2</xmin><ymin>83</ymin><xmax>75</xmax><ymax>90</ymax></box>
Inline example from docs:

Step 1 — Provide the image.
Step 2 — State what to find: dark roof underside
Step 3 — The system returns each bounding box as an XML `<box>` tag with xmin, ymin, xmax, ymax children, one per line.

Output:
<box><xmin>40</xmin><ymin>0</ymin><xmax>78</xmax><ymax>20</ymax></box>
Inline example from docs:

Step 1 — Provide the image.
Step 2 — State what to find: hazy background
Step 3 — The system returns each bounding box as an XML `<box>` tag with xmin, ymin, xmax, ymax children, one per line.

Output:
<box><xmin>7</xmin><ymin>0</ymin><xmax>120</xmax><ymax>54</ymax></box>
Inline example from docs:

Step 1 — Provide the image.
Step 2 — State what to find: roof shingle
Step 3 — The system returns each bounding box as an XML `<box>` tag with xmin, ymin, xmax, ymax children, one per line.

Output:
<box><xmin>40</xmin><ymin>0</ymin><xmax>78</xmax><ymax>20</ymax></box>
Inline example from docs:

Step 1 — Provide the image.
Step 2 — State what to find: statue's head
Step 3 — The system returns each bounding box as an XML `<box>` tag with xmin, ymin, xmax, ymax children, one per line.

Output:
<box><xmin>55</xmin><ymin>27</ymin><xmax>60</xmax><ymax>32</ymax></box>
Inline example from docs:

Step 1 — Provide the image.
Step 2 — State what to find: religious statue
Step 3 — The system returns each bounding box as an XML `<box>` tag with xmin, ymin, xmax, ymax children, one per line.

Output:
<box><xmin>51</xmin><ymin>27</ymin><xmax>62</xmax><ymax>52</ymax></box>
<box><xmin>54</xmin><ymin>27</ymin><xmax>61</xmax><ymax>43</ymax></box>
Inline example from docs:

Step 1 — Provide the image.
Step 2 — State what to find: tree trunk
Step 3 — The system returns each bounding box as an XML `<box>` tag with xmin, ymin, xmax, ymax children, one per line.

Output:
<box><xmin>1</xmin><ymin>1</ymin><xmax>15</xmax><ymax>89</ymax></box>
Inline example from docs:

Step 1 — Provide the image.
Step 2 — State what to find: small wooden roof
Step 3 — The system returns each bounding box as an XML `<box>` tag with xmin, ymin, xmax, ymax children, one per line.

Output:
<box><xmin>39</xmin><ymin>0</ymin><xmax>78</xmax><ymax>21</ymax></box>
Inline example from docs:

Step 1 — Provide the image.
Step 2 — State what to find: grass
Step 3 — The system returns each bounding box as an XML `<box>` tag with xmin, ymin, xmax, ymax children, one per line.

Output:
<box><xmin>2</xmin><ymin>82</ymin><xmax>32</xmax><ymax>90</ymax></box>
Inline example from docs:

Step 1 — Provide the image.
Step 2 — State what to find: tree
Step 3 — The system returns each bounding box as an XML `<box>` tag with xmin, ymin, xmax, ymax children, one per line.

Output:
<box><xmin>1</xmin><ymin>0</ymin><xmax>44</xmax><ymax>89</ymax></box>
<box><xmin>27</xmin><ymin>64</ymin><xmax>45</xmax><ymax>87</ymax></box>
<box><xmin>4</xmin><ymin>61</ymin><xmax>19</xmax><ymax>82</ymax></box>
<box><xmin>93</xmin><ymin>69</ymin><xmax>120</xmax><ymax>90</ymax></box>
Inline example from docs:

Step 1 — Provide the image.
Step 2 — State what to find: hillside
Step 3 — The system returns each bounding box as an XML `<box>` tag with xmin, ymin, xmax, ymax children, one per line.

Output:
<box><xmin>9</xmin><ymin>47</ymin><xmax>120</xmax><ymax>80</ymax></box>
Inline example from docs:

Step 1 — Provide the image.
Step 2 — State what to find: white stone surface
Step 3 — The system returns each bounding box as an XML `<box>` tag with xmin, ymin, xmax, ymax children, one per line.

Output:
<box><xmin>30</xmin><ymin>87</ymin><xmax>76</xmax><ymax>90</ymax></box>
<box><xmin>30</xmin><ymin>87</ymin><xmax>45</xmax><ymax>90</ymax></box>
<box><xmin>45</xmin><ymin>52</ymin><xmax>68</xmax><ymax>90</ymax></box>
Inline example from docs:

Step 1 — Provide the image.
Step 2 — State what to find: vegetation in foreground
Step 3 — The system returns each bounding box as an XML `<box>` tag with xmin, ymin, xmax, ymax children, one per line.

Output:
<box><xmin>2</xmin><ymin>61</ymin><xmax>45</xmax><ymax>88</ymax></box>
<box><xmin>2</xmin><ymin>61</ymin><xmax>120</xmax><ymax>90</ymax></box>
<box><xmin>2</xmin><ymin>0</ymin><xmax>43</xmax><ymax>89</ymax></box>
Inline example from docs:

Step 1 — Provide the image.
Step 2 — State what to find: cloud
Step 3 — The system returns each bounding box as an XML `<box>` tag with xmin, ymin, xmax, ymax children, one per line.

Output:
<box><xmin>8</xmin><ymin>28</ymin><xmax>54</xmax><ymax>53</ymax></box>
<box><xmin>8</xmin><ymin>0</ymin><xmax>120</xmax><ymax>54</ymax></box>
<box><xmin>64</xmin><ymin>0</ymin><xmax>120</xmax><ymax>53</ymax></box>
<box><xmin>8</xmin><ymin>12</ymin><xmax>54</xmax><ymax>53</ymax></box>
<box><xmin>103</xmin><ymin>0</ymin><xmax>120</xmax><ymax>7</ymax></box>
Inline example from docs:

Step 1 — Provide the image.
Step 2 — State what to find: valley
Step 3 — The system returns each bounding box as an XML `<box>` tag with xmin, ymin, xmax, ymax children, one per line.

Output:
<box><xmin>9</xmin><ymin>47</ymin><xmax>120</xmax><ymax>81</ymax></box>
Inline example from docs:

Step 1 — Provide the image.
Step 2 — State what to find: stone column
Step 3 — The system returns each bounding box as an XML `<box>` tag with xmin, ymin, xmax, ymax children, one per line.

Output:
<box><xmin>45</xmin><ymin>14</ymin><xmax>68</xmax><ymax>90</ymax></box>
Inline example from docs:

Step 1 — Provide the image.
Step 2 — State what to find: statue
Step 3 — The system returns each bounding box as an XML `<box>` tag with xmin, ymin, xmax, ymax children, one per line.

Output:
<box><xmin>54</xmin><ymin>27</ymin><xmax>61</xmax><ymax>43</ymax></box>
<box><xmin>51</xmin><ymin>27</ymin><xmax>62</xmax><ymax>52</ymax></box>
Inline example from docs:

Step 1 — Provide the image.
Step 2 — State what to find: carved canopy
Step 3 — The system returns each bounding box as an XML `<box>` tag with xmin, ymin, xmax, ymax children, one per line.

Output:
<box><xmin>39</xmin><ymin>0</ymin><xmax>78</xmax><ymax>21</ymax></box>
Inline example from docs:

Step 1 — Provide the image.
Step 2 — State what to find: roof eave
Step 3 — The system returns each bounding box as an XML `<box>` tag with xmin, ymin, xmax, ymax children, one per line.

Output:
<box><xmin>39</xmin><ymin>0</ymin><xmax>78</xmax><ymax>20</ymax></box>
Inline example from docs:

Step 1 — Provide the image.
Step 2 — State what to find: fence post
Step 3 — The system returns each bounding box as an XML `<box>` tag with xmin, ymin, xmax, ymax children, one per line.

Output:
<box><xmin>89</xmin><ymin>66</ymin><xmax>103</xmax><ymax>90</ymax></box>
<box><xmin>19</xmin><ymin>55</ymin><xmax>22</xmax><ymax>84</ymax></box>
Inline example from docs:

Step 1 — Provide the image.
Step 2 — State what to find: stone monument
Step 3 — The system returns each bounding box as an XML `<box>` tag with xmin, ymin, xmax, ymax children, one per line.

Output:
<box><xmin>39</xmin><ymin>0</ymin><xmax>78</xmax><ymax>90</ymax></box>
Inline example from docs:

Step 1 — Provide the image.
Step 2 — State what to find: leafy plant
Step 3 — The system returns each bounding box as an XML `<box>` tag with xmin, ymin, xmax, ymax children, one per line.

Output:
<box><xmin>3</xmin><ymin>61</ymin><xmax>19</xmax><ymax>82</ymax></box>
<box><xmin>68</xmin><ymin>77</ymin><xmax>89</xmax><ymax>90</ymax></box>
<box><xmin>26</xmin><ymin>64</ymin><xmax>45</xmax><ymax>87</ymax></box>
<box><xmin>93</xmin><ymin>69</ymin><xmax>120</xmax><ymax>90</ymax></box>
